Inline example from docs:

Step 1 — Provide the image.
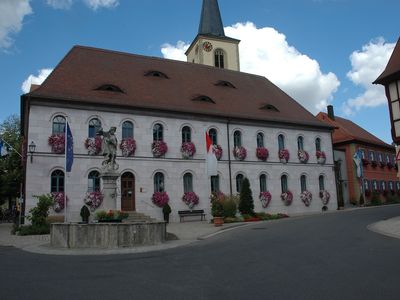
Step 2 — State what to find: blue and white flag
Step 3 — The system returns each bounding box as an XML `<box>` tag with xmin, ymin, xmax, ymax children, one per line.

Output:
<box><xmin>66</xmin><ymin>122</ymin><xmax>74</xmax><ymax>172</ymax></box>
<box><xmin>353</xmin><ymin>149</ymin><xmax>363</xmax><ymax>178</ymax></box>
<box><xmin>0</xmin><ymin>139</ymin><xmax>8</xmax><ymax>157</ymax></box>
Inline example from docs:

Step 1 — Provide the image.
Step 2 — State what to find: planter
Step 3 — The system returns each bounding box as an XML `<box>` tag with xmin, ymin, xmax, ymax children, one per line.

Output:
<box><xmin>317</xmin><ymin>157</ymin><xmax>326</xmax><ymax>164</ymax></box>
<box><xmin>213</xmin><ymin>217</ymin><xmax>224</xmax><ymax>227</ymax></box>
<box><xmin>98</xmin><ymin>219</ymin><xmax>122</xmax><ymax>223</ymax></box>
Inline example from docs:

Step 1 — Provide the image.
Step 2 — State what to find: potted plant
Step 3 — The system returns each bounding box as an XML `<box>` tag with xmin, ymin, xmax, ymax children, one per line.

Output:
<box><xmin>300</xmin><ymin>190</ymin><xmax>312</xmax><ymax>207</ymax></box>
<box><xmin>233</xmin><ymin>146</ymin><xmax>247</xmax><ymax>161</ymax></box>
<box><xmin>83</xmin><ymin>191</ymin><xmax>104</xmax><ymax>211</ymax></box>
<box><xmin>281</xmin><ymin>191</ymin><xmax>293</xmax><ymax>206</ymax></box>
<box><xmin>120</xmin><ymin>137</ymin><xmax>136</xmax><ymax>157</ymax></box>
<box><xmin>152</xmin><ymin>191</ymin><xmax>169</xmax><ymax>207</ymax></box>
<box><xmin>298</xmin><ymin>150</ymin><xmax>309</xmax><ymax>163</ymax></box>
<box><xmin>213</xmin><ymin>145</ymin><xmax>223</xmax><ymax>160</ymax></box>
<box><xmin>259</xmin><ymin>191</ymin><xmax>272</xmax><ymax>208</ymax></box>
<box><xmin>210</xmin><ymin>192</ymin><xmax>224</xmax><ymax>226</ymax></box>
<box><xmin>162</xmin><ymin>203</ymin><xmax>171</xmax><ymax>223</ymax></box>
<box><xmin>182</xmin><ymin>191</ymin><xmax>199</xmax><ymax>209</ymax></box>
<box><xmin>181</xmin><ymin>142</ymin><xmax>196</xmax><ymax>159</ymax></box>
<box><xmin>151</xmin><ymin>141</ymin><xmax>168</xmax><ymax>157</ymax></box>
<box><xmin>319</xmin><ymin>190</ymin><xmax>331</xmax><ymax>205</ymax></box>
<box><xmin>278</xmin><ymin>149</ymin><xmax>289</xmax><ymax>163</ymax></box>
<box><xmin>85</xmin><ymin>136</ymin><xmax>102</xmax><ymax>155</ymax></box>
<box><xmin>48</xmin><ymin>134</ymin><xmax>65</xmax><ymax>154</ymax></box>
<box><xmin>256</xmin><ymin>147</ymin><xmax>269</xmax><ymax>161</ymax></box>
<box><xmin>316</xmin><ymin>151</ymin><xmax>326</xmax><ymax>164</ymax></box>
<box><xmin>80</xmin><ymin>205</ymin><xmax>90</xmax><ymax>223</ymax></box>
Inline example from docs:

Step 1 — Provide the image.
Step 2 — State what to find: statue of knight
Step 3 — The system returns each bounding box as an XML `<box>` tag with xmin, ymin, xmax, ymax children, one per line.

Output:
<box><xmin>97</xmin><ymin>127</ymin><xmax>119</xmax><ymax>171</ymax></box>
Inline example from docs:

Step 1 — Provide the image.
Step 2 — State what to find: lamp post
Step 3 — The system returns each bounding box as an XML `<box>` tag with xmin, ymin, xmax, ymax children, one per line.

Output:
<box><xmin>374</xmin><ymin>38</ymin><xmax>400</xmax><ymax>175</ymax></box>
<box><xmin>28</xmin><ymin>141</ymin><xmax>36</xmax><ymax>163</ymax></box>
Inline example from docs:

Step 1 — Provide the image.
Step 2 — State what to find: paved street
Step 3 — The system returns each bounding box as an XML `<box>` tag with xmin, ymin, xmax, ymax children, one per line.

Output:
<box><xmin>2</xmin><ymin>206</ymin><xmax>400</xmax><ymax>300</ymax></box>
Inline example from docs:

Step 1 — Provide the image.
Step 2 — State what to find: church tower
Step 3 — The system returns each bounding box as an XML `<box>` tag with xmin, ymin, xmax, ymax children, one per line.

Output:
<box><xmin>185</xmin><ymin>0</ymin><xmax>240</xmax><ymax>71</ymax></box>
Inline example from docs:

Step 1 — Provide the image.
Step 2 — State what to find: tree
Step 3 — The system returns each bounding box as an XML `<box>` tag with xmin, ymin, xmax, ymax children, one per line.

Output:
<box><xmin>0</xmin><ymin>114</ymin><xmax>22</xmax><ymax>207</ymax></box>
<box><xmin>238</xmin><ymin>177</ymin><xmax>255</xmax><ymax>215</ymax></box>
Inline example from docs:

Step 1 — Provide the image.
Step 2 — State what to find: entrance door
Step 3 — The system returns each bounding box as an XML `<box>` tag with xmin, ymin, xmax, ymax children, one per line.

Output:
<box><xmin>121</xmin><ymin>172</ymin><xmax>135</xmax><ymax>211</ymax></box>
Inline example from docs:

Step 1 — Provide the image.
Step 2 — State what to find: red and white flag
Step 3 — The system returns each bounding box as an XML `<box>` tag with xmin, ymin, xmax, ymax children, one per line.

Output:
<box><xmin>205</xmin><ymin>130</ymin><xmax>218</xmax><ymax>177</ymax></box>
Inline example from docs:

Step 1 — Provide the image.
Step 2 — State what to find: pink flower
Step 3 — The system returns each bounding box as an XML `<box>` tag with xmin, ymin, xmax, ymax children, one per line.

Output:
<box><xmin>152</xmin><ymin>141</ymin><xmax>168</xmax><ymax>157</ymax></box>
<box><xmin>48</xmin><ymin>134</ymin><xmax>65</xmax><ymax>154</ymax></box>
<box><xmin>259</xmin><ymin>191</ymin><xmax>272</xmax><ymax>208</ymax></box>
<box><xmin>256</xmin><ymin>147</ymin><xmax>269</xmax><ymax>161</ymax></box>
<box><xmin>281</xmin><ymin>191</ymin><xmax>293</xmax><ymax>206</ymax></box>
<box><xmin>84</xmin><ymin>191</ymin><xmax>104</xmax><ymax>211</ymax></box>
<box><xmin>279</xmin><ymin>149</ymin><xmax>290</xmax><ymax>162</ymax></box>
<box><xmin>233</xmin><ymin>146</ymin><xmax>247</xmax><ymax>160</ymax></box>
<box><xmin>182</xmin><ymin>192</ymin><xmax>199</xmax><ymax>209</ymax></box>
<box><xmin>152</xmin><ymin>192</ymin><xmax>169</xmax><ymax>207</ymax></box>
<box><xmin>52</xmin><ymin>192</ymin><xmax>68</xmax><ymax>212</ymax></box>
<box><xmin>120</xmin><ymin>138</ymin><xmax>136</xmax><ymax>157</ymax></box>
<box><xmin>298</xmin><ymin>150</ymin><xmax>309</xmax><ymax>163</ymax></box>
<box><xmin>85</xmin><ymin>136</ymin><xmax>102</xmax><ymax>155</ymax></box>
<box><xmin>213</xmin><ymin>145</ymin><xmax>223</xmax><ymax>160</ymax></box>
<box><xmin>316</xmin><ymin>151</ymin><xmax>326</xmax><ymax>159</ymax></box>
<box><xmin>181</xmin><ymin>142</ymin><xmax>196</xmax><ymax>158</ymax></box>
<box><xmin>319</xmin><ymin>190</ymin><xmax>330</xmax><ymax>205</ymax></box>
<box><xmin>300</xmin><ymin>190</ymin><xmax>312</xmax><ymax>206</ymax></box>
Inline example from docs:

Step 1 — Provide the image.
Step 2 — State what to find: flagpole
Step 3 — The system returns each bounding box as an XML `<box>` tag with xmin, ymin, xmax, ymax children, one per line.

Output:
<box><xmin>64</xmin><ymin>120</ymin><xmax>68</xmax><ymax>223</ymax></box>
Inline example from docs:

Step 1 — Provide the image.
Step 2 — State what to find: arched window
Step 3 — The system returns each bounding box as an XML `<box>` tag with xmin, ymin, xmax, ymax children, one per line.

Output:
<box><xmin>381</xmin><ymin>181</ymin><xmax>386</xmax><ymax>191</ymax></box>
<box><xmin>182</xmin><ymin>126</ymin><xmax>192</xmax><ymax>143</ymax></box>
<box><xmin>364</xmin><ymin>179</ymin><xmax>370</xmax><ymax>191</ymax></box>
<box><xmin>52</xmin><ymin>115</ymin><xmax>66</xmax><ymax>135</ymax></box>
<box><xmin>315</xmin><ymin>138</ymin><xmax>321</xmax><ymax>152</ymax></box>
<box><xmin>257</xmin><ymin>132</ymin><xmax>264</xmax><ymax>148</ymax></box>
<box><xmin>154</xmin><ymin>172</ymin><xmax>165</xmax><ymax>193</ymax></box>
<box><xmin>153</xmin><ymin>123</ymin><xmax>164</xmax><ymax>142</ymax></box>
<box><xmin>211</xmin><ymin>175</ymin><xmax>220</xmax><ymax>193</ymax></box>
<box><xmin>319</xmin><ymin>175</ymin><xmax>325</xmax><ymax>191</ymax></box>
<box><xmin>389</xmin><ymin>181</ymin><xmax>394</xmax><ymax>191</ymax></box>
<box><xmin>214</xmin><ymin>49</ymin><xmax>225</xmax><ymax>69</ymax></box>
<box><xmin>281</xmin><ymin>175</ymin><xmax>288</xmax><ymax>193</ymax></box>
<box><xmin>260</xmin><ymin>174</ymin><xmax>267</xmax><ymax>192</ymax></box>
<box><xmin>88</xmin><ymin>118</ymin><xmax>101</xmax><ymax>138</ymax></box>
<box><xmin>209</xmin><ymin>128</ymin><xmax>218</xmax><ymax>145</ymax></box>
<box><xmin>122</xmin><ymin>121</ymin><xmax>134</xmax><ymax>139</ymax></box>
<box><xmin>278</xmin><ymin>134</ymin><xmax>285</xmax><ymax>151</ymax></box>
<box><xmin>300</xmin><ymin>175</ymin><xmax>307</xmax><ymax>192</ymax></box>
<box><xmin>233</xmin><ymin>131</ymin><xmax>242</xmax><ymax>148</ymax></box>
<box><xmin>183</xmin><ymin>173</ymin><xmax>193</xmax><ymax>193</ymax></box>
<box><xmin>51</xmin><ymin>170</ymin><xmax>64</xmax><ymax>192</ymax></box>
<box><xmin>297</xmin><ymin>136</ymin><xmax>304</xmax><ymax>151</ymax></box>
<box><xmin>369</xmin><ymin>150</ymin><xmax>376</xmax><ymax>161</ymax></box>
<box><xmin>236</xmin><ymin>174</ymin><xmax>244</xmax><ymax>193</ymax></box>
<box><xmin>372</xmin><ymin>180</ymin><xmax>378</xmax><ymax>191</ymax></box>
<box><xmin>88</xmin><ymin>171</ymin><xmax>100</xmax><ymax>192</ymax></box>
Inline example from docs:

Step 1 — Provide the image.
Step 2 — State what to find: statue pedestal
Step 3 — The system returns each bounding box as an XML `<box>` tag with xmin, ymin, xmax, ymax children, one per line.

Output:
<box><xmin>100</xmin><ymin>171</ymin><xmax>119</xmax><ymax>210</ymax></box>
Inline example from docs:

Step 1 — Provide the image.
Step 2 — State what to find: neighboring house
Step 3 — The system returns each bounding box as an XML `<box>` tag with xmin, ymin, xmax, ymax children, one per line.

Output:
<box><xmin>317</xmin><ymin>106</ymin><xmax>399</xmax><ymax>206</ymax></box>
<box><xmin>20</xmin><ymin>0</ymin><xmax>337</xmax><ymax>222</ymax></box>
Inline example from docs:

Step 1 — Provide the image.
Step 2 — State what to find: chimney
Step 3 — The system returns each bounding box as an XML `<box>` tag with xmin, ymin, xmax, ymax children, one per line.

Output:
<box><xmin>327</xmin><ymin>105</ymin><xmax>335</xmax><ymax>120</ymax></box>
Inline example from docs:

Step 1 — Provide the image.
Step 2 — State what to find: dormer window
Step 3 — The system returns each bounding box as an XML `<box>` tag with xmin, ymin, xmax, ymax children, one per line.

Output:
<box><xmin>145</xmin><ymin>70</ymin><xmax>169</xmax><ymax>79</ymax></box>
<box><xmin>95</xmin><ymin>84</ymin><xmax>124</xmax><ymax>93</ymax></box>
<box><xmin>215</xmin><ymin>80</ymin><xmax>236</xmax><ymax>88</ymax></box>
<box><xmin>192</xmin><ymin>95</ymin><xmax>215</xmax><ymax>104</ymax></box>
<box><xmin>260</xmin><ymin>104</ymin><xmax>279</xmax><ymax>112</ymax></box>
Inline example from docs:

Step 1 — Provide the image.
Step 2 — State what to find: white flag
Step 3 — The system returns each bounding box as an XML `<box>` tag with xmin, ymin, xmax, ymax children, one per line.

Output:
<box><xmin>205</xmin><ymin>130</ymin><xmax>218</xmax><ymax>177</ymax></box>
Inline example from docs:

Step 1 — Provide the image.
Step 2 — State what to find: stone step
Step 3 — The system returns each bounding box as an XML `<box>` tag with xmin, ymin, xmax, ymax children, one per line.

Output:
<box><xmin>124</xmin><ymin>211</ymin><xmax>157</xmax><ymax>222</ymax></box>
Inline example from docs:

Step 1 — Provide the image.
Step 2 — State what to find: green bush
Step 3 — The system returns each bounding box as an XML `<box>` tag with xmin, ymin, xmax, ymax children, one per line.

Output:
<box><xmin>222</xmin><ymin>195</ymin><xmax>238</xmax><ymax>218</ymax></box>
<box><xmin>370</xmin><ymin>192</ymin><xmax>381</xmax><ymax>206</ymax></box>
<box><xmin>238</xmin><ymin>178</ymin><xmax>254</xmax><ymax>216</ymax></box>
<box><xmin>28</xmin><ymin>194</ymin><xmax>54</xmax><ymax>227</ymax></box>
<box><xmin>17</xmin><ymin>225</ymin><xmax>50</xmax><ymax>236</ymax></box>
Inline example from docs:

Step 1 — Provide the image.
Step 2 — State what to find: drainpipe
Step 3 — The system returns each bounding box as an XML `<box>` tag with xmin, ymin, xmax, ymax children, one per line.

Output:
<box><xmin>227</xmin><ymin>119</ymin><xmax>233</xmax><ymax>196</ymax></box>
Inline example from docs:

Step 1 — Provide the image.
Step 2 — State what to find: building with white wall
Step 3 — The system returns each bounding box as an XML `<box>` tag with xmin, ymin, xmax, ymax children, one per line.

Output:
<box><xmin>21</xmin><ymin>0</ymin><xmax>337</xmax><ymax>222</ymax></box>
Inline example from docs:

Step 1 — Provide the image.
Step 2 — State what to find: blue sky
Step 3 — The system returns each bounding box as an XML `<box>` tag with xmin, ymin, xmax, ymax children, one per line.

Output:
<box><xmin>1</xmin><ymin>0</ymin><xmax>399</xmax><ymax>143</ymax></box>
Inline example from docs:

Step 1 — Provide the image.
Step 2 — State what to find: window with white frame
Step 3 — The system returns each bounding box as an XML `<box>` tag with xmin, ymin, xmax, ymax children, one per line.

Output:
<box><xmin>257</xmin><ymin>132</ymin><xmax>264</xmax><ymax>148</ymax></box>
<box><xmin>183</xmin><ymin>173</ymin><xmax>193</xmax><ymax>193</ymax></box>
<box><xmin>281</xmin><ymin>175</ymin><xmax>288</xmax><ymax>193</ymax></box>
<box><xmin>300</xmin><ymin>175</ymin><xmax>307</xmax><ymax>192</ymax></box>
<box><xmin>88</xmin><ymin>118</ymin><xmax>101</xmax><ymax>138</ymax></box>
<box><xmin>51</xmin><ymin>170</ymin><xmax>65</xmax><ymax>192</ymax></box>
<box><xmin>88</xmin><ymin>170</ymin><xmax>100</xmax><ymax>192</ymax></box>
<box><xmin>52</xmin><ymin>115</ymin><xmax>66</xmax><ymax>135</ymax></box>
<box><xmin>278</xmin><ymin>134</ymin><xmax>285</xmax><ymax>151</ymax></box>
<box><xmin>260</xmin><ymin>174</ymin><xmax>267</xmax><ymax>192</ymax></box>
<box><xmin>122</xmin><ymin>121</ymin><xmax>134</xmax><ymax>139</ymax></box>
<box><xmin>154</xmin><ymin>172</ymin><xmax>165</xmax><ymax>192</ymax></box>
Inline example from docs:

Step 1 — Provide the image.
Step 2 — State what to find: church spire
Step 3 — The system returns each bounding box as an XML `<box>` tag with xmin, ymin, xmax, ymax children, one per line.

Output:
<box><xmin>198</xmin><ymin>0</ymin><xmax>225</xmax><ymax>37</ymax></box>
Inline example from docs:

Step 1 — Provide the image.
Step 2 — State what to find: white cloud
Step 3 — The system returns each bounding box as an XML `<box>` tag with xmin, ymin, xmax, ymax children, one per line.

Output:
<box><xmin>0</xmin><ymin>0</ymin><xmax>32</xmax><ymax>49</ymax></box>
<box><xmin>21</xmin><ymin>68</ymin><xmax>53</xmax><ymax>93</ymax></box>
<box><xmin>46</xmin><ymin>0</ymin><xmax>73</xmax><ymax>10</ymax></box>
<box><xmin>82</xmin><ymin>0</ymin><xmax>119</xmax><ymax>10</ymax></box>
<box><xmin>46</xmin><ymin>0</ymin><xmax>118</xmax><ymax>10</ymax></box>
<box><xmin>161</xmin><ymin>22</ymin><xmax>340</xmax><ymax>114</ymax></box>
<box><xmin>342</xmin><ymin>38</ymin><xmax>395</xmax><ymax>115</ymax></box>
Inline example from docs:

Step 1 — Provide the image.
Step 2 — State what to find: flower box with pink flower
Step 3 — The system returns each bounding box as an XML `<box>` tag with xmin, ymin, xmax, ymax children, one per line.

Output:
<box><xmin>319</xmin><ymin>190</ymin><xmax>330</xmax><ymax>205</ymax></box>
<box><xmin>281</xmin><ymin>191</ymin><xmax>293</xmax><ymax>206</ymax></box>
<box><xmin>152</xmin><ymin>191</ymin><xmax>169</xmax><ymax>207</ymax></box>
<box><xmin>48</xmin><ymin>134</ymin><xmax>65</xmax><ymax>154</ymax></box>
<box><xmin>298</xmin><ymin>150</ymin><xmax>309</xmax><ymax>163</ymax></box>
<box><xmin>300</xmin><ymin>190</ymin><xmax>312</xmax><ymax>207</ymax></box>
<box><xmin>316</xmin><ymin>151</ymin><xmax>326</xmax><ymax>164</ymax></box>
<box><xmin>84</xmin><ymin>191</ymin><xmax>104</xmax><ymax>211</ymax></box>
<box><xmin>182</xmin><ymin>191</ymin><xmax>199</xmax><ymax>209</ymax></box>
<box><xmin>120</xmin><ymin>138</ymin><xmax>136</xmax><ymax>157</ymax></box>
<box><xmin>85</xmin><ymin>136</ymin><xmax>102</xmax><ymax>155</ymax></box>
<box><xmin>233</xmin><ymin>146</ymin><xmax>247</xmax><ymax>161</ymax></box>
<box><xmin>52</xmin><ymin>192</ymin><xmax>68</xmax><ymax>213</ymax></box>
<box><xmin>213</xmin><ymin>145</ymin><xmax>223</xmax><ymax>160</ymax></box>
<box><xmin>278</xmin><ymin>149</ymin><xmax>290</xmax><ymax>163</ymax></box>
<box><xmin>151</xmin><ymin>141</ymin><xmax>168</xmax><ymax>158</ymax></box>
<box><xmin>259</xmin><ymin>191</ymin><xmax>272</xmax><ymax>208</ymax></box>
<box><xmin>181</xmin><ymin>142</ymin><xmax>196</xmax><ymax>159</ymax></box>
<box><xmin>256</xmin><ymin>147</ymin><xmax>269</xmax><ymax>161</ymax></box>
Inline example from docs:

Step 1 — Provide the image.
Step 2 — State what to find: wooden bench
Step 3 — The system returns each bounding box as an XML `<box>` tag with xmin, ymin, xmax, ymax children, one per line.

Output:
<box><xmin>178</xmin><ymin>209</ymin><xmax>206</xmax><ymax>222</ymax></box>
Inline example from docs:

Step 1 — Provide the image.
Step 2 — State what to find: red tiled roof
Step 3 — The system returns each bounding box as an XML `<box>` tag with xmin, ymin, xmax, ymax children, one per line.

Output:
<box><xmin>27</xmin><ymin>45</ymin><xmax>331</xmax><ymax>129</ymax></box>
<box><xmin>316</xmin><ymin>112</ymin><xmax>393</xmax><ymax>149</ymax></box>
<box><xmin>374</xmin><ymin>38</ymin><xmax>400</xmax><ymax>85</ymax></box>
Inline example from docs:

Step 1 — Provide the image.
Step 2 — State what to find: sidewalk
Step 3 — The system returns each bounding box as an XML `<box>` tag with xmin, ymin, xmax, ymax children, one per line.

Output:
<box><xmin>368</xmin><ymin>216</ymin><xmax>400</xmax><ymax>240</ymax></box>
<box><xmin>0</xmin><ymin>221</ymin><xmax>248</xmax><ymax>256</ymax></box>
